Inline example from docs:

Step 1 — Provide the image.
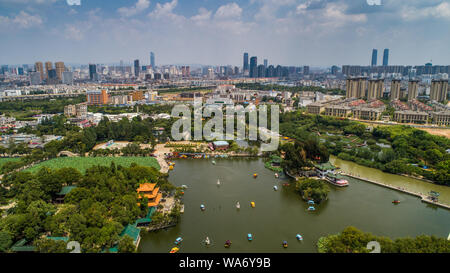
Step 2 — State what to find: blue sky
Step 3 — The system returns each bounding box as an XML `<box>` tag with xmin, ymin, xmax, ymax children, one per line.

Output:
<box><xmin>1</xmin><ymin>0</ymin><xmax>449</xmax><ymax>66</ymax></box>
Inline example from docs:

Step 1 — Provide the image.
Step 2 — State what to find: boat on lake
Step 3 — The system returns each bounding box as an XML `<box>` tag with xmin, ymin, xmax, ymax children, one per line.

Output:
<box><xmin>253</xmin><ymin>173</ymin><xmax>258</xmax><ymax>178</ymax></box>
<box><xmin>236</xmin><ymin>202</ymin><xmax>240</xmax><ymax>209</ymax></box>
<box><xmin>170</xmin><ymin>247</ymin><xmax>179</xmax><ymax>253</ymax></box>
<box><xmin>296</xmin><ymin>234</ymin><xmax>303</xmax><ymax>241</ymax></box>
<box><xmin>224</xmin><ymin>240</ymin><xmax>232</xmax><ymax>248</ymax></box>
<box><xmin>273</xmin><ymin>185</ymin><xmax>278</xmax><ymax>191</ymax></box>
<box><xmin>251</xmin><ymin>201</ymin><xmax>255</xmax><ymax>208</ymax></box>
<box><xmin>392</xmin><ymin>200</ymin><xmax>400</xmax><ymax>204</ymax></box>
<box><xmin>217</xmin><ymin>179</ymin><xmax>221</xmax><ymax>186</ymax></box>
<box><xmin>212</xmin><ymin>160</ymin><xmax>216</xmax><ymax>165</ymax></box>
<box><xmin>200</xmin><ymin>204</ymin><xmax>205</xmax><ymax>211</ymax></box>
<box><xmin>307</xmin><ymin>206</ymin><xmax>315</xmax><ymax>211</ymax></box>
<box><xmin>205</xmin><ymin>237</ymin><xmax>210</xmax><ymax>245</ymax></box>
<box><xmin>174</xmin><ymin>237</ymin><xmax>183</xmax><ymax>245</ymax></box>
<box><xmin>247</xmin><ymin>234</ymin><xmax>253</xmax><ymax>241</ymax></box>
<box><xmin>282</xmin><ymin>241</ymin><xmax>288</xmax><ymax>248</ymax></box>
<box><xmin>275</xmin><ymin>173</ymin><xmax>279</xmax><ymax>178</ymax></box>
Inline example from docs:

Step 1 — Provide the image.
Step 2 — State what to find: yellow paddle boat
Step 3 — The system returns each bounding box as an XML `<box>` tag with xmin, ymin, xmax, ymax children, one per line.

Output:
<box><xmin>251</xmin><ymin>201</ymin><xmax>255</xmax><ymax>208</ymax></box>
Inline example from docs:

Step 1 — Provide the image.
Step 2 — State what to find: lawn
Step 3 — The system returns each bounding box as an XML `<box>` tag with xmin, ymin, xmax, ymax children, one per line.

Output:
<box><xmin>24</xmin><ymin>157</ymin><xmax>160</xmax><ymax>173</ymax></box>
<box><xmin>0</xmin><ymin>157</ymin><xmax>21</xmax><ymax>168</ymax></box>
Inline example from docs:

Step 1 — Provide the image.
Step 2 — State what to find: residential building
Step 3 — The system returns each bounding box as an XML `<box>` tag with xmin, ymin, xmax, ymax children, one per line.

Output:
<box><xmin>393</xmin><ymin>110</ymin><xmax>428</xmax><ymax>124</ymax></box>
<box><xmin>86</xmin><ymin>90</ymin><xmax>109</xmax><ymax>105</ymax></box>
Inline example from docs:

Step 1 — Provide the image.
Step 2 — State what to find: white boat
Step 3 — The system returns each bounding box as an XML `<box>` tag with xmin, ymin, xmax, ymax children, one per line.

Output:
<box><xmin>275</xmin><ymin>173</ymin><xmax>279</xmax><ymax>178</ymax></box>
<box><xmin>273</xmin><ymin>185</ymin><xmax>278</xmax><ymax>191</ymax></box>
<box><xmin>236</xmin><ymin>202</ymin><xmax>240</xmax><ymax>209</ymax></box>
<box><xmin>181</xmin><ymin>185</ymin><xmax>188</xmax><ymax>189</ymax></box>
<box><xmin>205</xmin><ymin>237</ymin><xmax>210</xmax><ymax>245</ymax></box>
<box><xmin>217</xmin><ymin>179</ymin><xmax>221</xmax><ymax>186</ymax></box>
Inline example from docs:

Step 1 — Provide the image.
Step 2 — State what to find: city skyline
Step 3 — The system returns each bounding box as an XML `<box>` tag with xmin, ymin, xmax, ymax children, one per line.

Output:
<box><xmin>1</xmin><ymin>0</ymin><xmax>450</xmax><ymax>66</ymax></box>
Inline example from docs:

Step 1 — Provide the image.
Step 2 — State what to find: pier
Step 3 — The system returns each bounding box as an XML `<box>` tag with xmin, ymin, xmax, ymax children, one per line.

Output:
<box><xmin>341</xmin><ymin>172</ymin><xmax>450</xmax><ymax>210</ymax></box>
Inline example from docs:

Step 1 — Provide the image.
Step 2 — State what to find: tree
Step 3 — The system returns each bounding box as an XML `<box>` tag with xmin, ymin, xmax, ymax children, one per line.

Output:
<box><xmin>118</xmin><ymin>235</ymin><xmax>136</xmax><ymax>253</ymax></box>
<box><xmin>35</xmin><ymin>238</ymin><xmax>69</xmax><ymax>253</ymax></box>
<box><xmin>0</xmin><ymin>230</ymin><xmax>12</xmax><ymax>252</ymax></box>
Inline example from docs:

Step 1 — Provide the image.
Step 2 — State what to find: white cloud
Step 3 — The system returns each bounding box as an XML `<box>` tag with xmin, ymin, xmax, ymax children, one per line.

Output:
<box><xmin>400</xmin><ymin>2</ymin><xmax>450</xmax><ymax>21</ymax></box>
<box><xmin>214</xmin><ymin>3</ymin><xmax>242</xmax><ymax>20</ymax></box>
<box><xmin>191</xmin><ymin>7</ymin><xmax>212</xmax><ymax>24</ymax></box>
<box><xmin>118</xmin><ymin>0</ymin><xmax>150</xmax><ymax>17</ymax></box>
<box><xmin>0</xmin><ymin>11</ymin><xmax>43</xmax><ymax>30</ymax></box>
<box><xmin>148</xmin><ymin>0</ymin><xmax>179</xmax><ymax>19</ymax></box>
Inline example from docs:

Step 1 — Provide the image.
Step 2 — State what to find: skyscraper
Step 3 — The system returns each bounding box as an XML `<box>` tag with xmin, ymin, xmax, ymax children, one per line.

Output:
<box><xmin>243</xmin><ymin>53</ymin><xmax>249</xmax><ymax>72</ymax></box>
<box><xmin>89</xmin><ymin>64</ymin><xmax>97</xmax><ymax>81</ymax></box>
<box><xmin>408</xmin><ymin>80</ymin><xmax>419</xmax><ymax>101</ymax></box>
<box><xmin>134</xmin><ymin>59</ymin><xmax>140</xmax><ymax>77</ymax></box>
<box><xmin>390</xmin><ymin>79</ymin><xmax>401</xmax><ymax>100</ymax></box>
<box><xmin>30</xmin><ymin>72</ymin><xmax>41</xmax><ymax>85</ymax></box>
<box><xmin>303</xmin><ymin>66</ymin><xmax>310</xmax><ymax>75</ymax></box>
<box><xmin>150</xmin><ymin>52</ymin><xmax>155</xmax><ymax>68</ymax></box>
<box><xmin>264</xmin><ymin>59</ymin><xmax>268</xmax><ymax>68</ymax></box>
<box><xmin>249</xmin><ymin>56</ymin><xmax>257</xmax><ymax>78</ymax></box>
<box><xmin>45</xmin><ymin>61</ymin><xmax>53</xmax><ymax>79</ymax></box>
<box><xmin>55</xmin><ymin>62</ymin><xmax>65</xmax><ymax>81</ymax></box>
<box><xmin>383</xmin><ymin>49</ymin><xmax>389</xmax><ymax>66</ymax></box>
<box><xmin>35</xmin><ymin>62</ymin><xmax>44</xmax><ymax>80</ymax></box>
<box><xmin>368</xmin><ymin>79</ymin><xmax>384</xmax><ymax>100</ymax></box>
<box><xmin>371</xmin><ymin>49</ymin><xmax>378</xmax><ymax>66</ymax></box>
<box><xmin>62</xmin><ymin>71</ymin><xmax>74</xmax><ymax>85</ymax></box>
<box><xmin>430</xmin><ymin>80</ymin><xmax>449</xmax><ymax>102</ymax></box>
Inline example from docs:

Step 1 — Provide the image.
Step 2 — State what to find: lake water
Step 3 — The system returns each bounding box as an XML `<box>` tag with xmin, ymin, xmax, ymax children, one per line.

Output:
<box><xmin>139</xmin><ymin>158</ymin><xmax>450</xmax><ymax>253</ymax></box>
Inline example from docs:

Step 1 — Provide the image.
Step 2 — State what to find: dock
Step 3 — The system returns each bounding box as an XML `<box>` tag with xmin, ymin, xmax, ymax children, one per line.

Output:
<box><xmin>341</xmin><ymin>172</ymin><xmax>450</xmax><ymax>210</ymax></box>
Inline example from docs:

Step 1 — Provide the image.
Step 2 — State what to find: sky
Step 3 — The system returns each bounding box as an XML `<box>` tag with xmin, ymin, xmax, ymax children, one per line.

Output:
<box><xmin>0</xmin><ymin>0</ymin><xmax>449</xmax><ymax>67</ymax></box>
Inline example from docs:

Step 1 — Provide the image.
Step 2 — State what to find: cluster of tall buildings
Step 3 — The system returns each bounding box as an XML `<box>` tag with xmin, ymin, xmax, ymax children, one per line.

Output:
<box><xmin>345</xmin><ymin>77</ymin><xmax>448</xmax><ymax>102</ymax></box>
<box><xmin>31</xmin><ymin>61</ymin><xmax>73</xmax><ymax>85</ymax></box>
<box><xmin>242</xmin><ymin>52</ymin><xmax>309</xmax><ymax>79</ymax></box>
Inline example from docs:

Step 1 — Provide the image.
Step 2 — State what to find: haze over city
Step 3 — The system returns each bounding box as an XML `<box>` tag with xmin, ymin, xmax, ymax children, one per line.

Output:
<box><xmin>1</xmin><ymin>0</ymin><xmax>450</xmax><ymax>66</ymax></box>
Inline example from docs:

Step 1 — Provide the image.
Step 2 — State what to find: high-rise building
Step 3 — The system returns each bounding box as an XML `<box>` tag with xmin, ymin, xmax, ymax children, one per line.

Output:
<box><xmin>55</xmin><ymin>62</ymin><xmax>65</xmax><ymax>81</ymax></box>
<box><xmin>383</xmin><ymin>49</ymin><xmax>389</xmax><ymax>66</ymax></box>
<box><xmin>371</xmin><ymin>49</ymin><xmax>378</xmax><ymax>66</ymax></box>
<box><xmin>89</xmin><ymin>64</ymin><xmax>97</xmax><ymax>81</ymax></box>
<box><xmin>407</xmin><ymin>80</ymin><xmax>419</xmax><ymax>101</ymax></box>
<box><xmin>134</xmin><ymin>59</ymin><xmax>140</xmax><ymax>77</ymax></box>
<box><xmin>331</xmin><ymin>66</ymin><xmax>339</xmax><ymax>75</ymax></box>
<box><xmin>62</xmin><ymin>71</ymin><xmax>74</xmax><ymax>85</ymax></box>
<box><xmin>430</xmin><ymin>80</ymin><xmax>449</xmax><ymax>102</ymax></box>
<box><xmin>390</xmin><ymin>79</ymin><xmax>401</xmax><ymax>100</ymax></box>
<box><xmin>30</xmin><ymin>72</ymin><xmax>42</xmax><ymax>85</ymax></box>
<box><xmin>257</xmin><ymin>65</ymin><xmax>265</xmax><ymax>78</ymax></box>
<box><xmin>249</xmin><ymin>56</ymin><xmax>257</xmax><ymax>78</ymax></box>
<box><xmin>303</xmin><ymin>66</ymin><xmax>310</xmax><ymax>75</ymax></box>
<box><xmin>45</xmin><ymin>61</ymin><xmax>53</xmax><ymax>79</ymax></box>
<box><xmin>346</xmin><ymin>77</ymin><xmax>367</xmax><ymax>99</ymax></box>
<box><xmin>264</xmin><ymin>59</ymin><xmax>268</xmax><ymax>68</ymax></box>
<box><xmin>181</xmin><ymin>66</ymin><xmax>190</xmax><ymax>78</ymax></box>
<box><xmin>243</xmin><ymin>53</ymin><xmax>249</xmax><ymax>72</ymax></box>
<box><xmin>47</xmin><ymin>69</ymin><xmax>58</xmax><ymax>84</ymax></box>
<box><xmin>368</xmin><ymin>79</ymin><xmax>384</xmax><ymax>100</ymax></box>
<box><xmin>150</xmin><ymin>52</ymin><xmax>155</xmax><ymax>68</ymax></box>
<box><xmin>35</xmin><ymin>62</ymin><xmax>44</xmax><ymax>80</ymax></box>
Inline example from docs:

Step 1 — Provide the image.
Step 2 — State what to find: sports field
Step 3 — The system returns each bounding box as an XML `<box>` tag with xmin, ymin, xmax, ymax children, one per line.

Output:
<box><xmin>24</xmin><ymin>157</ymin><xmax>160</xmax><ymax>173</ymax></box>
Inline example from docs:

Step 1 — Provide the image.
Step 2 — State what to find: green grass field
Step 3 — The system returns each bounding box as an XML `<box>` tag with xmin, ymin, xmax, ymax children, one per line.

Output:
<box><xmin>24</xmin><ymin>157</ymin><xmax>160</xmax><ymax>173</ymax></box>
<box><xmin>0</xmin><ymin>157</ymin><xmax>21</xmax><ymax>168</ymax></box>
